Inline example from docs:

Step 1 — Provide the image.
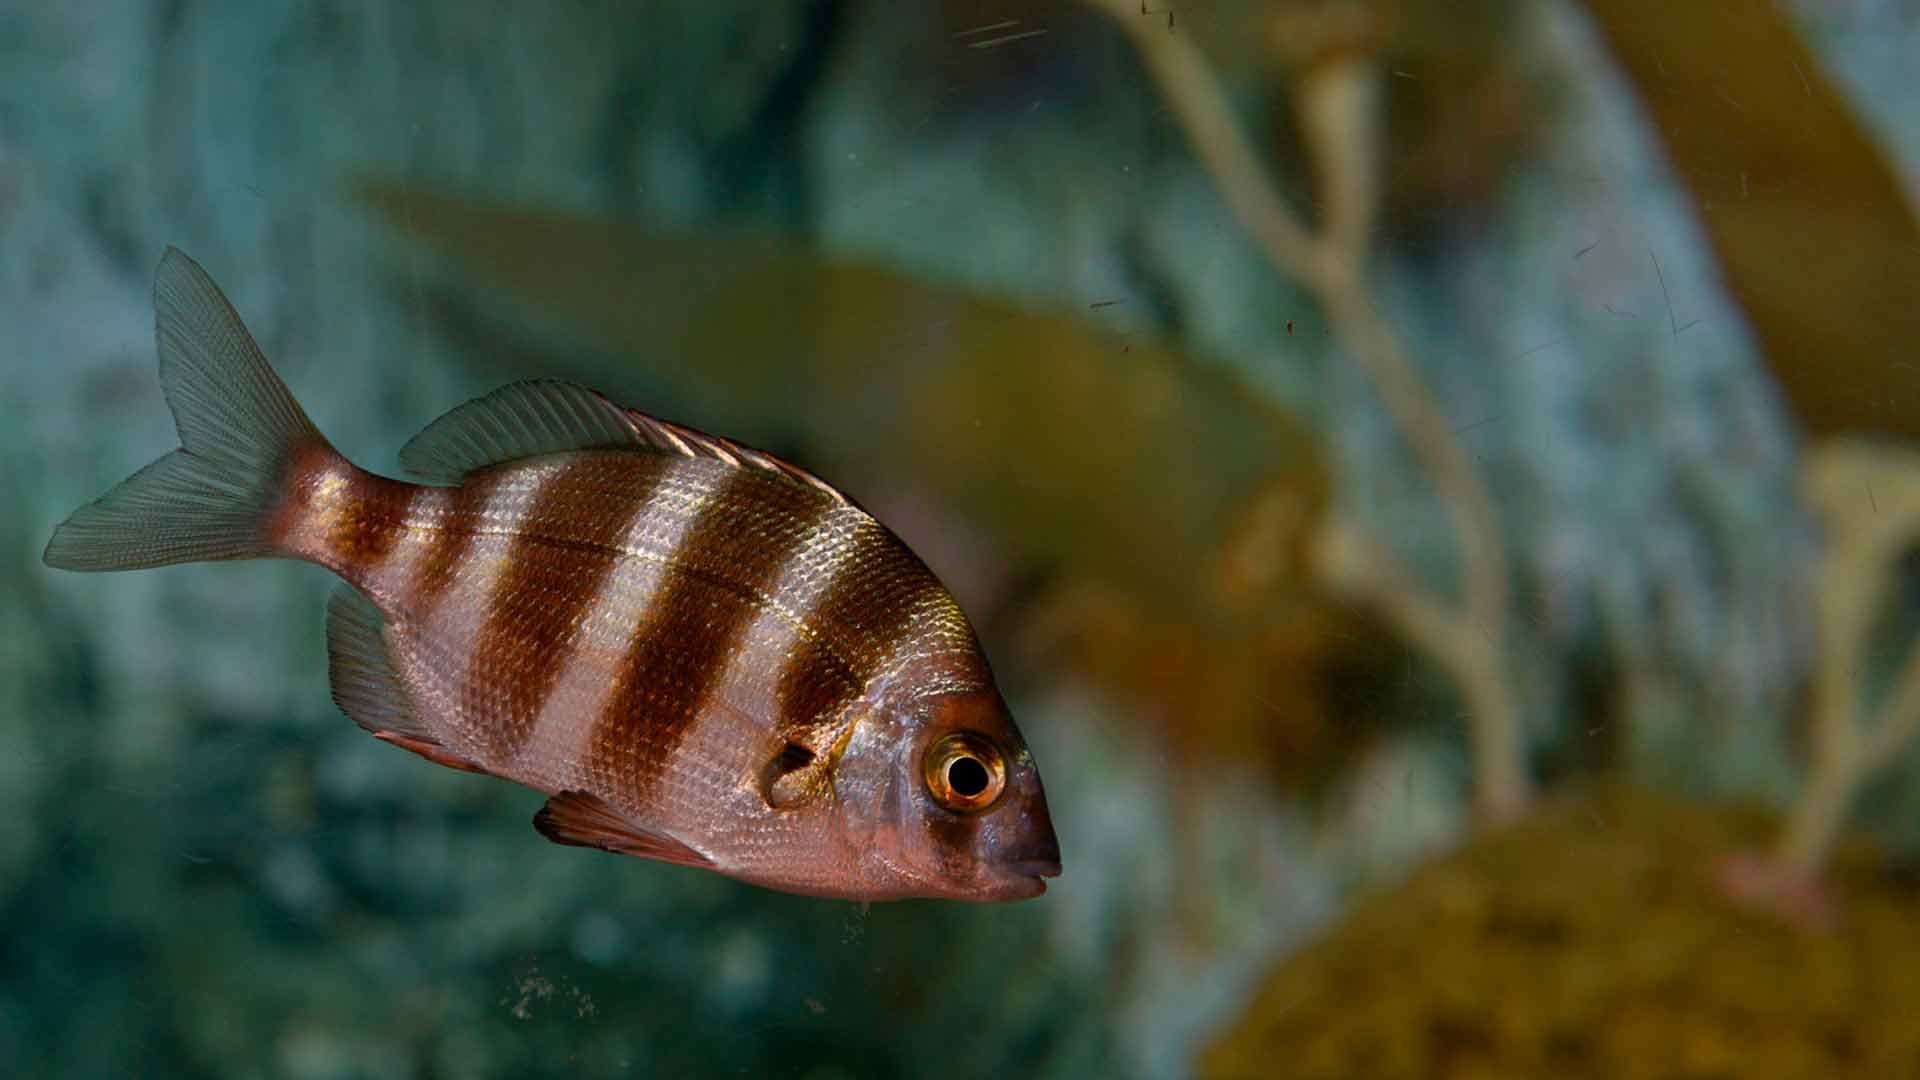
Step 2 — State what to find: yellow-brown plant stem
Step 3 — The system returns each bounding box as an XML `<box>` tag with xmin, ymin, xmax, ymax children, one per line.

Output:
<box><xmin>1086</xmin><ymin>1</ymin><xmax>1531</xmax><ymax>823</ymax></box>
<box><xmin>1778</xmin><ymin>442</ymin><xmax>1920</xmax><ymax>877</ymax></box>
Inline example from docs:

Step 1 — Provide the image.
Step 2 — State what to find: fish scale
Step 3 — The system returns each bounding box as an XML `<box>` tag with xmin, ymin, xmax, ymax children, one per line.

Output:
<box><xmin>43</xmin><ymin>247</ymin><xmax>1061</xmax><ymax>902</ymax></box>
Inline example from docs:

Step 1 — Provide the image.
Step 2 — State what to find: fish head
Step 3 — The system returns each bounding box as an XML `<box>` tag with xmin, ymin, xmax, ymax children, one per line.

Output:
<box><xmin>834</xmin><ymin>688</ymin><xmax>1061</xmax><ymax>902</ymax></box>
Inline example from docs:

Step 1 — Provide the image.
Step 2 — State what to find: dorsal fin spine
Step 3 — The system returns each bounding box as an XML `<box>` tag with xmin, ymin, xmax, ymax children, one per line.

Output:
<box><xmin>397</xmin><ymin>379</ymin><xmax>851</xmax><ymax>506</ymax></box>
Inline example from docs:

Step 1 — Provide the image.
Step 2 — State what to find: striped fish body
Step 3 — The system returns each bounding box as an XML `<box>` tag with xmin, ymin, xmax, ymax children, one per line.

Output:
<box><xmin>45</xmin><ymin>250</ymin><xmax>1060</xmax><ymax>902</ymax></box>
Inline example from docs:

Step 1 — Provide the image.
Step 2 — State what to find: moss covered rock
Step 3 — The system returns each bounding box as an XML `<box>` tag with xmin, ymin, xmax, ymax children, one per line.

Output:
<box><xmin>1200</xmin><ymin>787</ymin><xmax>1920</xmax><ymax>1079</ymax></box>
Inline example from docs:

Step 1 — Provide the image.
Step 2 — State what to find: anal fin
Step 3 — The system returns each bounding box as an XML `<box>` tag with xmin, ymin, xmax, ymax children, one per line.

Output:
<box><xmin>533</xmin><ymin>791</ymin><xmax>714</xmax><ymax>868</ymax></box>
<box><xmin>371</xmin><ymin>732</ymin><xmax>487</xmax><ymax>774</ymax></box>
<box><xmin>326</xmin><ymin>587</ymin><xmax>484</xmax><ymax>774</ymax></box>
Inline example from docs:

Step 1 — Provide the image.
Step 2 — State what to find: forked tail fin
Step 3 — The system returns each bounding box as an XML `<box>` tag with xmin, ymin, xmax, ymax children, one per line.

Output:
<box><xmin>44</xmin><ymin>248</ymin><xmax>333</xmax><ymax>571</ymax></box>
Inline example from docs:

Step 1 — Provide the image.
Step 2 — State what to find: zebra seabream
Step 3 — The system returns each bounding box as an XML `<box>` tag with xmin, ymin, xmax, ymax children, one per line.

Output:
<box><xmin>45</xmin><ymin>249</ymin><xmax>1061</xmax><ymax>902</ymax></box>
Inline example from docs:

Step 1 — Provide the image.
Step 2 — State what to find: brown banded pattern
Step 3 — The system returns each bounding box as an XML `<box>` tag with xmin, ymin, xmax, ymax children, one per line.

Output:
<box><xmin>463</xmin><ymin>455</ymin><xmax>666</xmax><ymax>766</ymax></box>
<box><xmin>773</xmin><ymin>517</ymin><xmax>983</xmax><ymax>739</ymax></box>
<box><xmin>771</xmin><ymin>519</ymin><xmax>933</xmax><ymax>737</ymax></box>
<box><xmin>399</xmin><ymin>469</ymin><xmax>503</xmax><ymax>624</ymax></box>
<box><xmin>587</xmin><ymin>468</ymin><xmax>837</xmax><ymax>805</ymax></box>
<box><xmin>275</xmin><ymin>449</ymin><xmax>411</xmax><ymax>574</ymax></box>
<box><xmin>354</xmin><ymin>485</ymin><xmax>450</xmax><ymax>610</ymax></box>
<box><xmin>516</xmin><ymin>456</ymin><xmax>720</xmax><ymax>784</ymax></box>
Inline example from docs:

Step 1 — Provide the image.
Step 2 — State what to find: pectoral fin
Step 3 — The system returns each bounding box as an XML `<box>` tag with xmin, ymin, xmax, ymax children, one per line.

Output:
<box><xmin>758</xmin><ymin>719</ymin><xmax>857</xmax><ymax>810</ymax></box>
<box><xmin>532</xmin><ymin>791</ymin><xmax>714</xmax><ymax>869</ymax></box>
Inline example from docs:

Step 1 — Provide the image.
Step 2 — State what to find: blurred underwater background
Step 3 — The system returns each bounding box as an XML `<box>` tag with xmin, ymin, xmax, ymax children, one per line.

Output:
<box><xmin>3</xmin><ymin>1</ymin><xmax>1920</xmax><ymax>1076</ymax></box>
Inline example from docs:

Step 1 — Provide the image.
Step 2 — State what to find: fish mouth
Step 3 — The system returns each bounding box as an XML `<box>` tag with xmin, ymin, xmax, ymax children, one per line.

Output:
<box><xmin>1008</xmin><ymin>857</ymin><xmax>1062</xmax><ymax>879</ymax></box>
<box><xmin>999</xmin><ymin>857</ymin><xmax>1063</xmax><ymax>897</ymax></box>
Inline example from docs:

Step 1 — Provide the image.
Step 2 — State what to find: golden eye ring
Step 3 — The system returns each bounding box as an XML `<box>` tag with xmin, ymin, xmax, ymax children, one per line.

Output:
<box><xmin>923</xmin><ymin>732</ymin><xmax>1008</xmax><ymax>814</ymax></box>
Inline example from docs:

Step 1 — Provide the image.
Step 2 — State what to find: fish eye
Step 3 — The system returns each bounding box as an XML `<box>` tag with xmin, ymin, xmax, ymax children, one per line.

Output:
<box><xmin>923</xmin><ymin>732</ymin><xmax>1007</xmax><ymax>814</ymax></box>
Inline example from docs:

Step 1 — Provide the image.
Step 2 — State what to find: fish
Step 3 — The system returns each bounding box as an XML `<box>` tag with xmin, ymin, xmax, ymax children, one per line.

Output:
<box><xmin>44</xmin><ymin>249</ymin><xmax>1061</xmax><ymax>902</ymax></box>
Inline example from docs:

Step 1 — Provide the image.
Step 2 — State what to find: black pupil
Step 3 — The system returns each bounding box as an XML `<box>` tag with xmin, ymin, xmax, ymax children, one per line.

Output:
<box><xmin>947</xmin><ymin>756</ymin><xmax>990</xmax><ymax>798</ymax></box>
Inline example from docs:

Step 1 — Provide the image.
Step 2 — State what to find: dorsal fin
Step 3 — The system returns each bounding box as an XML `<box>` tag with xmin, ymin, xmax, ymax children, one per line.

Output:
<box><xmin>612</xmin><ymin>403</ymin><xmax>851</xmax><ymax>505</ymax></box>
<box><xmin>397</xmin><ymin>380</ymin><xmax>648</xmax><ymax>483</ymax></box>
<box><xmin>398</xmin><ymin>379</ymin><xmax>849</xmax><ymax>505</ymax></box>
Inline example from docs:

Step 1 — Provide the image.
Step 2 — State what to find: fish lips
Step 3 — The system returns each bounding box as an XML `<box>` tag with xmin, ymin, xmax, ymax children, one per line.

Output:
<box><xmin>991</xmin><ymin>851</ymin><xmax>1063</xmax><ymax>899</ymax></box>
<box><xmin>990</xmin><ymin>791</ymin><xmax>1062</xmax><ymax>898</ymax></box>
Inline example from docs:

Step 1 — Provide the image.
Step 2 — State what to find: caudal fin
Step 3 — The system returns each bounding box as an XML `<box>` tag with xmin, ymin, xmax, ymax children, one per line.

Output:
<box><xmin>44</xmin><ymin>248</ymin><xmax>331</xmax><ymax>571</ymax></box>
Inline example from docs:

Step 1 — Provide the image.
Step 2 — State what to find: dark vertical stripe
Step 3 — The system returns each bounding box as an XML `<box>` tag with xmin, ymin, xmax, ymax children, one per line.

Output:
<box><xmin>468</xmin><ymin>456</ymin><xmax>660</xmax><ymax>763</ymax></box>
<box><xmin>773</xmin><ymin>516</ymin><xmax>955</xmax><ymax>737</ymax></box>
<box><xmin>274</xmin><ymin>445</ymin><xmax>409</xmax><ymax>573</ymax></box>
<box><xmin>404</xmin><ymin>470</ymin><xmax>500</xmax><ymax>623</ymax></box>
<box><xmin>332</xmin><ymin>470</ymin><xmax>412</xmax><ymax>570</ymax></box>
<box><xmin>924</xmin><ymin>805</ymin><xmax>981</xmax><ymax>867</ymax></box>
<box><xmin>590</xmin><ymin>470</ymin><xmax>833</xmax><ymax>802</ymax></box>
